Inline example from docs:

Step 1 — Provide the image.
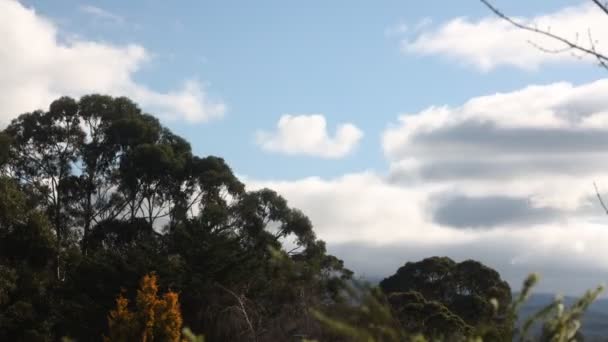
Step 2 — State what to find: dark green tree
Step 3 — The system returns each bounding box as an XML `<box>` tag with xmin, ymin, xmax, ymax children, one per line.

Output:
<box><xmin>0</xmin><ymin>177</ymin><xmax>57</xmax><ymax>341</ymax></box>
<box><xmin>387</xmin><ymin>291</ymin><xmax>472</xmax><ymax>340</ymax></box>
<box><xmin>380</xmin><ymin>256</ymin><xmax>513</xmax><ymax>340</ymax></box>
<box><xmin>4</xmin><ymin>97</ymin><xmax>84</xmax><ymax>278</ymax></box>
<box><xmin>0</xmin><ymin>94</ymin><xmax>351</xmax><ymax>341</ymax></box>
<box><xmin>0</xmin><ymin>132</ymin><xmax>9</xmax><ymax>167</ymax></box>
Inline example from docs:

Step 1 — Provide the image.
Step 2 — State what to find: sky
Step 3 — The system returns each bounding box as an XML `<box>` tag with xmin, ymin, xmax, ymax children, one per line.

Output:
<box><xmin>4</xmin><ymin>0</ymin><xmax>608</xmax><ymax>294</ymax></box>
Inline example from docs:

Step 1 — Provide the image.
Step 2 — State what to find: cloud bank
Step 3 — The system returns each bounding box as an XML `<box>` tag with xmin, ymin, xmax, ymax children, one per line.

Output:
<box><xmin>249</xmin><ymin>77</ymin><xmax>608</xmax><ymax>294</ymax></box>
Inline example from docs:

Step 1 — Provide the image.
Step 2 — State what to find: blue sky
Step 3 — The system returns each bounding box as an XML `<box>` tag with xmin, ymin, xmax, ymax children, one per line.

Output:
<box><xmin>6</xmin><ymin>0</ymin><xmax>608</xmax><ymax>294</ymax></box>
<box><xmin>22</xmin><ymin>0</ymin><xmax>602</xmax><ymax>179</ymax></box>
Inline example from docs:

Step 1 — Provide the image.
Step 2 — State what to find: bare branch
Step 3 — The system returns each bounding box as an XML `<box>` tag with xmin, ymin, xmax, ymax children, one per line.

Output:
<box><xmin>287</xmin><ymin>245</ymin><xmax>303</xmax><ymax>255</ymax></box>
<box><xmin>591</xmin><ymin>0</ymin><xmax>608</xmax><ymax>16</ymax></box>
<box><xmin>594</xmin><ymin>182</ymin><xmax>608</xmax><ymax>215</ymax></box>
<box><xmin>480</xmin><ymin>0</ymin><xmax>608</xmax><ymax>69</ymax></box>
<box><xmin>587</xmin><ymin>28</ymin><xmax>608</xmax><ymax>69</ymax></box>
<box><xmin>216</xmin><ymin>283</ymin><xmax>257</xmax><ymax>341</ymax></box>
<box><xmin>527</xmin><ymin>39</ymin><xmax>574</xmax><ymax>54</ymax></box>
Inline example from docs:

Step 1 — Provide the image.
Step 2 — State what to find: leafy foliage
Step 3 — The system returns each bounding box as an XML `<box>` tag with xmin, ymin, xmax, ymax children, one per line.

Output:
<box><xmin>312</xmin><ymin>284</ymin><xmax>406</xmax><ymax>342</ymax></box>
<box><xmin>0</xmin><ymin>177</ymin><xmax>57</xmax><ymax>341</ymax></box>
<box><xmin>313</xmin><ymin>274</ymin><xmax>602</xmax><ymax>342</ymax></box>
<box><xmin>105</xmin><ymin>273</ymin><xmax>183</xmax><ymax>342</ymax></box>
<box><xmin>0</xmin><ymin>95</ymin><xmax>351</xmax><ymax>341</ymax></box>
<box><xmin>380</xmin><ymin>257</ymin><xmax>513</xmax><ymax>340</ymax></box>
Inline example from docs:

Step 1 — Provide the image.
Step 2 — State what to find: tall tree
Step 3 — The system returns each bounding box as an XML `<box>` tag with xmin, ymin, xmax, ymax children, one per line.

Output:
<box><xmin>0</xmin><ymin>94</ymin><xmax>352</xmax><ymax>341</ymax></box>
<box><xmin>4</xmin><ymin>97</ymin><xmax>84</xmax><ymax>277</ymax></box>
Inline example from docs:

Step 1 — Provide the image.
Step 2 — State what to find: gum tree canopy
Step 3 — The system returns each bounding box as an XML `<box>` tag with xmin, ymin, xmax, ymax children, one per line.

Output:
<box><xmin>380</xmin><ymin>256</ymin><xmax>513</xmax><ymax>341</ymax></box>
<box><xmin>0</xmin><ymin>95</ymin><xmax>351</xmax><ymax>341</ymax></box>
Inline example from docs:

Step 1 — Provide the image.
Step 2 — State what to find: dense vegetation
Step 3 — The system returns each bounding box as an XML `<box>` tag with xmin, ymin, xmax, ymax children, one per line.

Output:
<box><xmin>0</xmin><ymin>95</ymin><xmax>602</xmax><ymax>341</ymax></box>
<box><xmin>0</xmin><ymin>95</ymin><xmax>352</xmax><ymax>341</ymax></box>
<box><xmin>380</xmin><ymin>257</ymin><xmax>513</xmax><ymax>340</ymax></box>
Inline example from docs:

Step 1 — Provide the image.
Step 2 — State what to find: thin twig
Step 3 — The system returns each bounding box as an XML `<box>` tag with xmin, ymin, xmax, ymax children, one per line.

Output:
<box><xmin>216</xmin><ymin>283</ymin><xmax>257</xmax><ymax>341</ymax></box>
<box><xmin>480</xmin><ymin>0</ymin><xmax>608</xmax><ymax>69</ymax></box>
<box><xmin>587</xmin><ymin>29</ymin><xmax>608</xmax><ymax>69</ymax></box>
<box><xmin>594</xmin><ymin>182</ymin><xmax>608</xmax><ymax>215</ymax></box>
<box><xmin>527</xmin><ymin>39</ymin><xmax>573</xmax><ymax>54</ymax></box>
<box><xmin>287</xmin><ymin>245</ymin><xmax>303</xmax><ymax>255</ymax></box>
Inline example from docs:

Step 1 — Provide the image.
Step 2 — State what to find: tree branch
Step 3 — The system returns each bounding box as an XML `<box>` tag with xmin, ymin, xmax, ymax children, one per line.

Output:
<box><xmin>287</xmin><ymin>245</ymin><xmax>303</xmax><ymax>255</ymax></box>
<box><xmin>591</xmin><ymin>0</ymin><xmax>608</xmax><ymax>16</ymax></box>
<box><xmin>480</xmin><ymin>0</ymin><xmax>608</xmax><ymax>69</ymax></box>
<box><xmin>215</xmin><ymin>283</ymin><xmax>257</xmax><ymax>341</ymax></box>
<box><xmin>594</xmin><ymin>182</ymin><xmax>608</xmax><ymax>215</ymax></box>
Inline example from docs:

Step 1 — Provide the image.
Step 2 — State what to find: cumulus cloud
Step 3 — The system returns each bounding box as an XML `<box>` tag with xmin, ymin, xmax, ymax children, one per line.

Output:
<box><xmin>256</xmin><ymin>114</ymin><xmax>363</xmax><ymax>158</ymax></box>
<box><xmin>403</xmin><ymin>3</ymin><xmax>608</xmax><ymax>71</ymax></box>
<box><xmin>0</xmin><ymin>0</ymin><xmax>225</xmax><ymax>126</ymax></box>
<box><xmin>248</xmin><ymin>77</ymin><xmax>608</xmax><ymax>294</ymax></box>
<box><xmin>382</xmin><ymin>79</ymin><xmax>608</xmax><ymax>202</ymax></box>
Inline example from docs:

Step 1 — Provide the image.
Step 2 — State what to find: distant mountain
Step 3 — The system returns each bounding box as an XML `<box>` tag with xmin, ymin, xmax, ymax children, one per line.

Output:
<box><xmin>518</xmin><ymin>294</ymin><xmax>608</xmax><ymax>341</ymax></box>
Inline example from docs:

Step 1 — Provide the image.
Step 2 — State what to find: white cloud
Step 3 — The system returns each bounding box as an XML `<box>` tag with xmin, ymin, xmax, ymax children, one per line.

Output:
<box><xmin>383</xmin><ymin>78</ymin><xmax>608</xmax><ymax>210</ymax></box>
<box><xmin>247</xmin><ymin>77</ymin><xmax>608</xmax><ymax>294</ymax></box>
<box><xmin>256</xmin><ymin>114</ymin><xmax>363</xmax><ymax>158</ymax></box>
<box><xmin>247</xmin><ymin>172</ymin><xmax>608</xmax><ymax>294</ymax></box>
<box><xmin>403</xmin><ymin>3</ymin><xmax>608</xmax><ymax>71</ymax></box>
<box><xmin>0</xmin><ymin>0</ymin><xmax>225</xmax><ymax>126</ymax></box>
<box><xmin>249</xmin><ymin>172</ymin><xmax>438</xmax><ymax>244</ymax></box>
